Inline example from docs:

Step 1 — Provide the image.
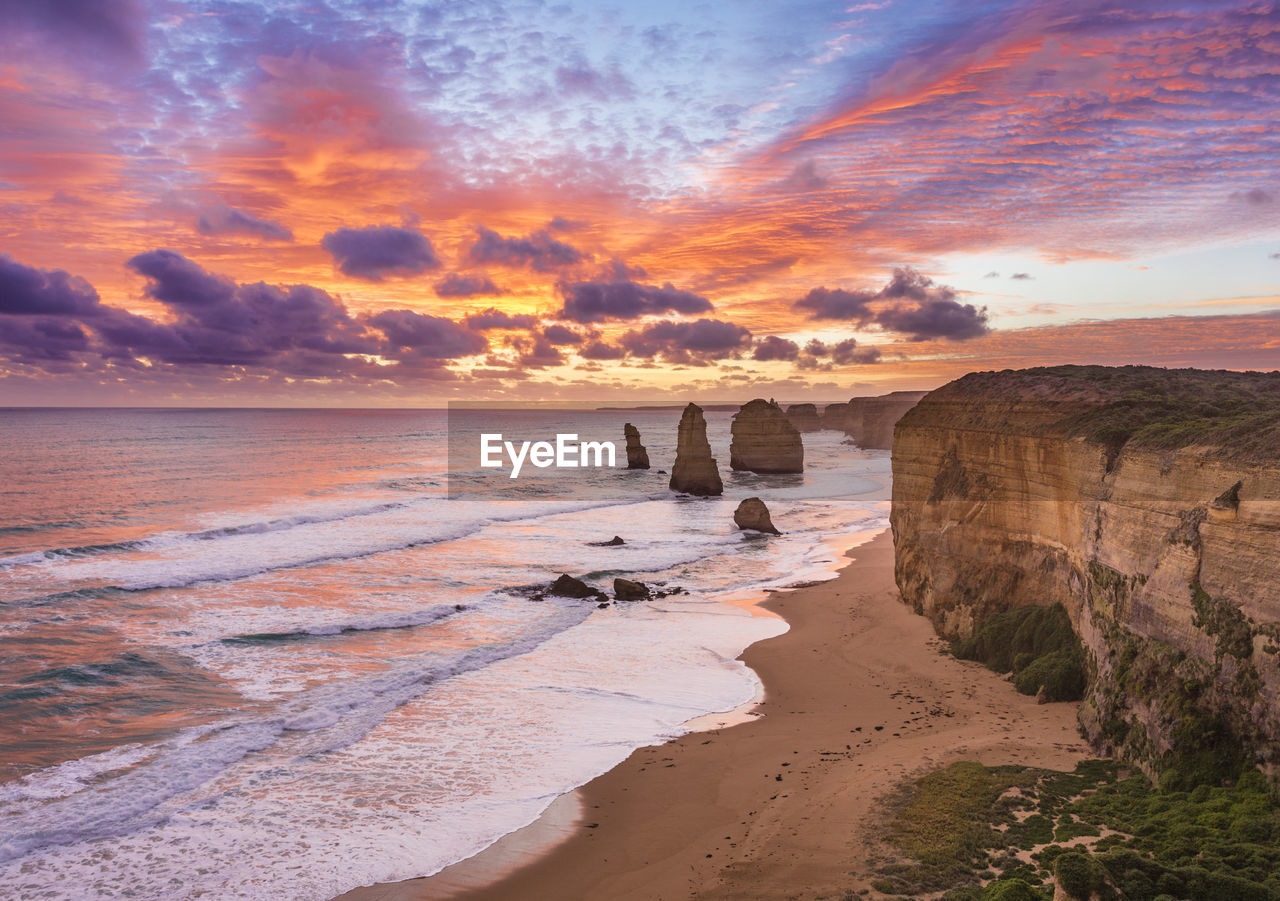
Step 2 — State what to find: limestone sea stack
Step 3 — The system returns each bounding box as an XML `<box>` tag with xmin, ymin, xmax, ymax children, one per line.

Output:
<box><xmin>623</xmin><ymin>423</ymin><xmax>650</xmax><ymax>469</ymax></box>
<box><xmin>843</xmin><ymin>390</ymin><xmax>929</xmax><ymax>449</ymax></box>
<box><xmin>820</xmin><ymin>402</ymin><xmax>850</xmax><ymax>431</ymax></box>
<box><xmin>669</xmin><ymin>403</ymin><xmax>723</xmax><ymax>496</ymax></box>
<box><xmin>734</xmin><ymin>497</ymin><xmax>780</xmax><ymax>535</ymax></box>
<box><xmin>730</xmin><ymin>399</ymin><xmax>803</xmax><ymax>473</ymax></box>
<box><xmin>785</xmin><ymin>403</ymin><xmax>822</xmax><ymax>432</ymax></box>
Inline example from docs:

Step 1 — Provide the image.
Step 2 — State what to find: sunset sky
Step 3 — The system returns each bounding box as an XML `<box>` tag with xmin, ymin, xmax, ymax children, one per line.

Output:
<box><xmin>2</xmin><ymin>0</ymin><xmax>1279</xmax><ymax>405</ymax></box>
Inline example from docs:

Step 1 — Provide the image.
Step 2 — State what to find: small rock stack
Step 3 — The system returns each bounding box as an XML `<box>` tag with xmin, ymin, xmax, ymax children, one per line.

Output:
<box><xmin>734</xmin><ymin>497</ymin><xmax>780</xmax><ymax>535</ymax></box>
<box><xmin>623</xmin><ymin>423</ymin><xmax>650</xmax><ymax>469</ymax></box>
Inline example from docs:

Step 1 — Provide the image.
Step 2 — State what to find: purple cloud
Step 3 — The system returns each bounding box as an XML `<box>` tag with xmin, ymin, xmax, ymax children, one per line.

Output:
<box><xmin>468</xmin><ymin>225</ymin><xmax>588</xmax><ymax>272</ymax></box>
<box><xmin>463</xmin><ymin>307</ymin><xmax>539</xmax><ymax>330</ymax></box>
<box><xmin>541</xmin><ymin>324</ymin><xmax>585</xmax><ymax>345</ymax></box>
<box><xmin>0</xmin><ymin>251</ymin><xmax>493</xmax><ymax>384</ymax></box>
<box><xmin>579</xmin><ymin>340</ymin><xmax>625</xmax><ymax>360</ymax></box>
<box><xmin>619</xmin><ymin>318</ymin><xmax>752</xmax><ymax>361</ymax></box>
<box><xmin>796</xmin><ymin>268</ymin><xmax>989</xmax><ymax>341</ymax></box>
<box><xmin>367</xmin><ymin>309</ymin><xmax>487</xmax><ymax>359</ymax></box>
<box><xmin>322</xmin><ymin>225</ymin><xmax>440</xmax><ymax>280</ymax></box>
<box><xmin>435</xmin><ymin>273</ymin><xmax>502</xmax><ymax>298</ymax></box>
<box><xmin>558</xmin><ymin>278</ymin><xmax>713</xmax><ymax>323</ymax></box>
<box><xmin>197</xmin><ymin>205</ymin><xmax>293</xmax><ymax>241</ymax></box>
<box><xmin>0</xmin><ymin>253</ymin><xmax>104</xmax><ymax>315</ymax></box>
<box><xmin>753</xmin><ymin>335</ymin><xmax>800</xmax><ymax>361</ymax></box>
<box><xmin>0</xmin><ymin>0</ymin><xmax>146</xmax><ymax>63</ymax></box>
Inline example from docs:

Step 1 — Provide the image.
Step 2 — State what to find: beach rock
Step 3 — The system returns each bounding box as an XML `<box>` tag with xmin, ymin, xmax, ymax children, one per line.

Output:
<box><xmin>590</xmin><ymin>535</ymin><xmax>625</xmax><ymax>546</ymax></box>
<box><xmin>785</xmin><ymin>403</ymin><xmax>822</xmax><ymax>432</ymax></box>
<box><xmin>669</xmin><ymin>403</ymin><xmax>723</xmax><ymax>496</ymax></box>
<box><xmin>730</xmin><ymin>399</ymin><xmax>803</xmax><ymax>473</ymax></box>
<box><xmin>734</xmin><ymin>497</ymin><xmax>780</xmax><ymax>535</ymax></box>
<box><xmin>613</xmin><ymin>578</ymin><xmax>651</xmax><ymax>600</ymax></box>
<box><xmin>548</xmin><ymin>573</ymin><xmax>597</xmax><ymax>598</ymax></box>
<box><xmin>623</xmin><ymin>423</ymin><xmax>650</xmax><ymax>469</ymax></box>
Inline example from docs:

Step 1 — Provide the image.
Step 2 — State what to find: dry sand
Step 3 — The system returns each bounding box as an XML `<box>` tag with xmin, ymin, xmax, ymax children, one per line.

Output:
<box><xmin>338</xmin><ymin>530</ymin><xmax>1091</xmax><ymax>901</ymax></box>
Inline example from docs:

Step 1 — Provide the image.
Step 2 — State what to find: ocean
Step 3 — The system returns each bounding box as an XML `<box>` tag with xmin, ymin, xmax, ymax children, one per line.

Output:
<box><xmin>0</xmin><ymin>407</ymin><xmax>890</xmax><ymax>900</ymax></box>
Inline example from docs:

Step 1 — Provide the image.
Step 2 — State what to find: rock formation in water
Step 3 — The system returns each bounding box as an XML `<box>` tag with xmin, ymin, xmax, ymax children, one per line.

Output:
<box><xmin>785</xmin><ymin>403</ymin><xmax>822</xmax><ymax>433</ymax></box>
<box><xmin>589</xmin><ymin>535</ymin><xmax>625</xmax><ymax>546</ymax></box>
<box><xmin>613</xmin><ymin>577</ymin><xmax>650</xmax><ymax>600</ymax></box>
<box><xmin>623</xmin><ymin>423</ymin><xmax>650</xmax><ymax>469</ymax></box>
<box><xmin>820</xmin><ymin>402</ymin><xmax>850</xmax><ymax>431</ymax></box>
<box><xmin>843</xmin><ymin>390</ymin><xmax>929</xmax><ymax>449</ymax></box>
<box><xmin>729</xmin><ymin>399</ymin><xmax>803</xmax><ymax>473</ymax></box>
<box><xmin>669</xmin><ymin>403</ymin><xmax>724</xmax><ymax>496</ymax></box>
<box><xmin>734</xmin><ymin>497</ymin><xmax>780</xmax><ymax>535</ymax></box>
<box><xmin>547</xmin><ymin>573</ymin><xmax>600</xmax><ymax>599</ymax></box>
<box><xmin>891</xmin><ymin>365</ymin><xmax>1280</xmax><ymax>781</ymax></box>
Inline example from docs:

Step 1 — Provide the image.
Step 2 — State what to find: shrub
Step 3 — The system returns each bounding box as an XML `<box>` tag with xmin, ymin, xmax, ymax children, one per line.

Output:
<box><xmin>982</xmin><ymin>878</ymin><xmax>1048</xmax><ymax>901</ymax></box>
<box><xmin>1013</xmin><ymin>649</ymin><xmax>1087</xmax><ymax>701</ymax></box>
<box><xmin>954</xmin><ymin>604</ymin><xmax>1087</xmax><ymax>702</ymax></box>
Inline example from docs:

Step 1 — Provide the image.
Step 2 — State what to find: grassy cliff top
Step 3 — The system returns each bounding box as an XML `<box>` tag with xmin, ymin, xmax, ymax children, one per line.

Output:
<box><xmin>906</xmin><ymin>365</ymin><xmax>1280</xmax><ymax>462</ymax></box>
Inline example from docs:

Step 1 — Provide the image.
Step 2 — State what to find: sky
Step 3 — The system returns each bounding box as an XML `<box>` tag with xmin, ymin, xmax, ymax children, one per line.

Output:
<box><xmin>1</xmin><ymin>0</ymin><xmax>1278</xmax><ymax>406</ymax></box>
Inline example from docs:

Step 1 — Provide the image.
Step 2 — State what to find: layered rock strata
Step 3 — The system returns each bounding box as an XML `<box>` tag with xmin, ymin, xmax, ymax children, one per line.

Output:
<box><xmin>730</xmin><ymin>399</ymin><xmax>803</xmax><ymax>473</ymax></box>
<box><xmin>669</xmin><ymin>403</ymin><xmax>723</xmax><ymax>496</ymax></box>
<box><xmin>891</xmin><ymin>366</ymin><xmax>1280</xmax><ymax>778</ymax></box>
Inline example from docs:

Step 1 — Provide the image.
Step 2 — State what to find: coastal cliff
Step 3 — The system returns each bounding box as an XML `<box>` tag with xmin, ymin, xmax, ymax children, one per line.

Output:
<box><xmin>842</xmin><ymin>390</ymin><xmax>929</xmax><ymax>448</ymax></box>
<box><xmin>891</xmin><ymin>366</ymin><xmax>1280</xmax><ymax>782</ymax></box>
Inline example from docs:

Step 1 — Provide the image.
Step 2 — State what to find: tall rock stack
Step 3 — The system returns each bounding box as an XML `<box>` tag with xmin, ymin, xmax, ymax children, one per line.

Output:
<box><xmin>623</xmin><ymin>423</ymin><xmax>650</xmax><ymax>469</ymax></box>
<box><xmin>730</xmin><ymin>399</ymin><xmax>804</xmax><ymax>473</ymax></box>
<box><xmin>669</xmin><ymin>403</ymin><xmax>723</xmax><ymax>496</ymax></box>
<box><xmin>785</xmin><ymin>403</ymin><xmax>822</xmax><ymax>432</ymax></box>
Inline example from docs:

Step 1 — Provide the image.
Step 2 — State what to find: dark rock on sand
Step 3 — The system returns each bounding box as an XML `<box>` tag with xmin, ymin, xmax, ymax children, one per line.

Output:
<box><xmin>613</xmin><ymin>578</ymin><xmax>651</xmax><ymax>601</ymax></box>
<box><xmin>624</xmin><ymin>423</ymin><xmax>650</xmax><ymax>470</ymax></box>
<box><xmin>670</xmin><ymin>403</ymin><xmax>723</xmax><ymax>496</ymax></box>
<box><xmin>730</xmin><ymin>399</ymin><xmax>803</xmax><ymax>474</ymax></box>
<box><xmin>734</xmin><ymin>497</ymin><xmax>780</xmax><ymax>535</ymax></box>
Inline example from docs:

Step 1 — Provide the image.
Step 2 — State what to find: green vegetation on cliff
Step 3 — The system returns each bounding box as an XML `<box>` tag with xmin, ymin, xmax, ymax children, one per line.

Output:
<box><xmin>952</xmin><ymin>604</ymin><xmax>1087</xmax><ymax>702</ymax></box>
<box><xmin>873</xmin><ymin>759</ymin><xmax>1280</xmax><ymax>901</ymax></box>
<box><xmin>972</xmin><ymin>365</ymin><xmax>1280</xmax><ymax>462</ymax></box>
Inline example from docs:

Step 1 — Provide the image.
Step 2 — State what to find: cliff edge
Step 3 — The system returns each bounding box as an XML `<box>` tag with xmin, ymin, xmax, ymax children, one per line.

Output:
<box><xmin>891</xmin><ymin>365</ymin><xmax>1280</xmax><ymax>783</ymax></box>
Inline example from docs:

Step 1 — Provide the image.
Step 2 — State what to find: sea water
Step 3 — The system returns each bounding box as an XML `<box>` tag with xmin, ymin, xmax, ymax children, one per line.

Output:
<box><xmin>0</xmin><ymin>407</ymin><xmax>890</xmax><ymax>899</ymax></box>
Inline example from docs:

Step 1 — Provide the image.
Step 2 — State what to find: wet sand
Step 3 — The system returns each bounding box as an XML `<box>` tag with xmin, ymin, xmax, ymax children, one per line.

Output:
<box><xmin>337</xmin><ymin>530</ymin><xmax>1090</xmax><ymax>900</ymax></box>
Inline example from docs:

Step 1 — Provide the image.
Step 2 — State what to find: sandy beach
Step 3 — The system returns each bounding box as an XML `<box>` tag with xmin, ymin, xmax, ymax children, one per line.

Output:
<box><xmin>339</xmin><ymin>529</ymin><xmax>1091</xmax><ymax>901</ymax></box>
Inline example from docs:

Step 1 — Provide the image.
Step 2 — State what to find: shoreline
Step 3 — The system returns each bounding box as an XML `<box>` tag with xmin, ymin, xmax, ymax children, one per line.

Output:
<box><xmin>337</xmin><ymin>529</ymin><xmax>1091</xmax><ymax>900</ymax></box>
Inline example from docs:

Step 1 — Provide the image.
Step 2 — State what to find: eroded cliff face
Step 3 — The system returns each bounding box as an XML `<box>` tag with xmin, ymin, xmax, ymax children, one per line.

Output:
<box><xmin>891</xmin><ymin>367</ymin><xmax>1280</xmax><ymax>779</ymax></box>
<box><xmin>843</xmin><ymin>391</ymin><xmax>929</xmax><ymax>448</ymax></box>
